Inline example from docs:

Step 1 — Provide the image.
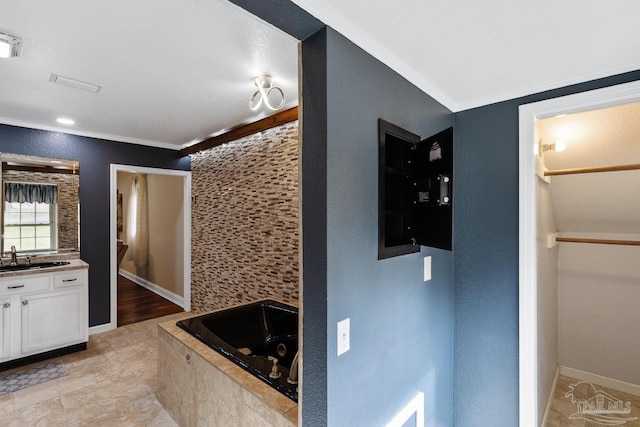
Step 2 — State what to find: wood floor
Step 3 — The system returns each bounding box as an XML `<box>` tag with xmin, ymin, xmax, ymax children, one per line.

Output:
<box><xmin>117</xmin><ymin>274</ymin><xmax>184</xmax><ymax>327</ymax></box>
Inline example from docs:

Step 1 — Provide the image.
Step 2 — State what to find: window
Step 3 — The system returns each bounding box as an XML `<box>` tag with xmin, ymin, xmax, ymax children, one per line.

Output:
<box><xmin>3</xmin><ymin>182</ymin><xmax>58</xmax><ymax>253</ymax></box>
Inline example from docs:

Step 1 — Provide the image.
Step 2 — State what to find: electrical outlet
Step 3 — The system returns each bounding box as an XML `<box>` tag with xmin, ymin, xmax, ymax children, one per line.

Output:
<box><xmin>337</xmin><ymin>318</ymin><xmax>350</xmax><ymax>356</ymax></box>
<box><xmin>424</xmin><ymin>256</ymin><xmax>432</xmax><ymax>281</ymax></box>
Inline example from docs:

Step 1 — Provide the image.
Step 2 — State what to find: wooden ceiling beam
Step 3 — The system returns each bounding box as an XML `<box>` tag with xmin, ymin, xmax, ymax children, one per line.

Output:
<box><xmin>179</xmin><ymin>106</ymin><xmax>299</xmax><ymax>157</ymax></box>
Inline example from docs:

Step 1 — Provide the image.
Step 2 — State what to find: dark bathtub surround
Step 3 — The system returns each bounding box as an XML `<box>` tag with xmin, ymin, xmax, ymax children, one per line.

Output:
<box><xmin>190</xmin><ymin>121</ymin><xmax>299</xmax><ymax>312</ymax></box>
<box><xmin>177</xmin><ymin>299</ymin><xmax>298</xmax><ymax>401</ymax></box>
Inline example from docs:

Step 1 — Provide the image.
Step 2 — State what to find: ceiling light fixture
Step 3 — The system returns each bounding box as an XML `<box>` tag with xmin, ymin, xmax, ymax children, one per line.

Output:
<box><xmin>538</xmin><ymin>140</ymin><xmax>566</xmax><ymax>156</ymax></box>
<box><xmin>56</xmin><ymin>117</ymin><xmax>75</xmax><ymax>126</ymax></box>
<box><xmin>49</xmin><ymin>73</ymin><xmax>102</xmax><ymax>93</ymax></box>
<box><xmin>249</xmin><ymin>75</ymin><xmax>285</xmax><ymax>111</ymax></box>
<box><xmin>0</xmin><ymin>32</ymin><xmax>22</xmax><ymax>59</ymax></box>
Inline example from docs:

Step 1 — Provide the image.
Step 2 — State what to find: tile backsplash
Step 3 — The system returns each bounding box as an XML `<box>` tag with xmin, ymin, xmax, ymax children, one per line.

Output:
<box><xmin>190</xmin><ymin>121</ymin><xmax>299</xmax><ymax>311</ymax></box>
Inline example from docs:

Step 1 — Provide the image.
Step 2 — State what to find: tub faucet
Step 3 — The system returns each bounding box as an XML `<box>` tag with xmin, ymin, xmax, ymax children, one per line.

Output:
<box><xmin>287</xmin><ymin>351</ymin><xmax>299</xmax><ymax>385</ymax></box>
<box><xmin>268</xmin><ymin>356</ymin><xmax>282</xmax><ymax>379</ymax></box>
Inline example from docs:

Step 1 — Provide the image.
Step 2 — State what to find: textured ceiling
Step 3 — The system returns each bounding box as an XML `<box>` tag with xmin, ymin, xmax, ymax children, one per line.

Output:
<box><xmin>537</xmin><ymin>102</ymin><xmax>640</xmax><ymax>234</ymax></box>
<box><xmin>0</xmin><ymin>0</ymin><xmax>298</xmax><ymax>149</ymax></box>
<box><xmin>2</xmin><ymin>1</ymin><xmax>640</xmax><ymax>149</ymax></box>
<box><xmin>290</xmin><ymin>0</ymin><xmax>640</xmax><ymax>112</ymax></box>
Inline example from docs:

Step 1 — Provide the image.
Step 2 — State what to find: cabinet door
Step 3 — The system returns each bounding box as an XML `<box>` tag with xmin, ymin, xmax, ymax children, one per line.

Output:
<box><xmin>0</xmin><ymin>297</ymin><xmax>10</xmax><ymax>360</ymax></box>
<box><xmin>21</xmin><ymin>287</ymin><xmax>86</xmax><ymax>354</ymax></box>
<box><xmin>413</xmin><ymin>127</ymin><xmax>453</xmax><ymax>251</ymax></box>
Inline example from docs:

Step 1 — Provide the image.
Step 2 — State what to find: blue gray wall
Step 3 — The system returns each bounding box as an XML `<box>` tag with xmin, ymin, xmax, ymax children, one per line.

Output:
<box><xmin>323</xmin><ymin>28</ymin><xmax>455</xmax><ymax>425</ymax></box>
<box><xmin>300</xmin><ymin>27</ymin><xmax>329</xmax><ymax>425</ymax></box>
<box><xmin>453</xmin><ymin>69</ymin><xmax>640</xmax><ymax>426</ymax></box>
<box><xmin>0</xmin><ymin>125</ymin><xmax>190</xmax><ymax>326</ymax></box>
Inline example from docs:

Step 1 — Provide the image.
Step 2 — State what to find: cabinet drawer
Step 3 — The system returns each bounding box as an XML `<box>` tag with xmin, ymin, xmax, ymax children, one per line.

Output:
<box><xmin>0</xmin><ymin>275</ymin><xmax>50</xmax><ymax>295</ymax></box>
<box><xmin>54</xmin><ymin>271</ymin><xmax>86</xmax><ymax>289</ymax></box>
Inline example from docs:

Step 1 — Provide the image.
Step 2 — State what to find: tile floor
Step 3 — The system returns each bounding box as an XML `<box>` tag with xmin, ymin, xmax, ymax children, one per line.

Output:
<box><xmin>0</xmin><ymin>312</ymin><xmax>191</xmax><ymax>426</ymax></box>
<box><xmin>545</xmin><ymin>374</ymin><xmax>640</xmax><ymax>426</ymax></box>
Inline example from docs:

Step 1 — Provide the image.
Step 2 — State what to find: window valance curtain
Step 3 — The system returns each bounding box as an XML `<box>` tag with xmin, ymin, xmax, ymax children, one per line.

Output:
<box><xmin>4</xmin><ymin>182</ymin><xmax>58</xmax><ymax>204</ymax></box>
<box><xmin>126</xmin><ymin>174</ymin><xmax>149</xmax><ymax>267</ymax></box>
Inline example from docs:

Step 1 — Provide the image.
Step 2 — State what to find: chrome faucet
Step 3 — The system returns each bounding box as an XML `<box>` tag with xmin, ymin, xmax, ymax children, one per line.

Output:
<box><xmin>287</xmin><ymin>351</ymin><xmax>299</xmax><ymax>385</ymax></box>
<box><xmin>10</xmin><ymin>246</ymin><xmax>18</xmax><ymax>266</ymax></box>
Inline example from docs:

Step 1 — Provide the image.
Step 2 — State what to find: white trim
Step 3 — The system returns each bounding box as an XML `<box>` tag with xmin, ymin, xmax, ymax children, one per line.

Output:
<box><xmin>456</xmin><ymin>61</ymin><xmax>640</xmax><ymax>112</ymax></box>
<box><xmin>541</xmin><ymin>365</ymin><xmax>560</xmax><ymax>427</ymax></box>
<box><xmin>518</xmin><ymin>79</ymin><xmax>640</xmax><ymax>427</ymax></box>
<box><xmin>519</xmin><ymin>98</ymin><xmax>539</xmax><ymax>427</ymax></box>
<box><xmin>559</xmin><ymin>365</ymin><xmax>640</xmax><ymax>397</ymax></box>
<box><xmin>289</xmin><ymin>0</ymin><xmax>640</xmax><ymax>112</ymax></box>
<box><xmin>109</xmin><ymin>164</ymin><xmax>191</xmax><ymax>330</ymax></box>
<box><xmin>287</xmin><ymin>0</ymin><xmax>455</xmax><ymax>111</ymax></box>
<box><xmin>0</xmin><ymin>116</ymin><xmax>181</xmax><ymax>151</ymax></box>
<box><xmin>118</xmin><ymin>269</ymin><xmax>185</xmax><ymax>308</ymax></box>
<box><xmin>88</xmin><ymin>322</ymin><xmax>116</xmax><ymax>335</ymax></box>
<box><xmin>385</xmin><ymin>391</ymin><xmax>424</xmax><ymax>427</ymax></box>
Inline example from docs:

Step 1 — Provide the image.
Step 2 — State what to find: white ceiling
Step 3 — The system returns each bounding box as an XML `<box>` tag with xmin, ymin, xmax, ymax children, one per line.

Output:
<box><xmin>0</xmin><ymin>0</ymin><xmax>299</xmax><ymax>150</ymax></box>
<box><xmin>1</xmin><ymin>1</ymin><xmax>640</xmax><ymax>149</ymax></box>
<box><xmin>537</xmin><ymin>102</ymin><xmax>640</xmax><ymax>234</ymax></box>
<box><xmin>291</xmin><ymin>0</ymin><xmax>640</xmax><ymax>112</ymax></box>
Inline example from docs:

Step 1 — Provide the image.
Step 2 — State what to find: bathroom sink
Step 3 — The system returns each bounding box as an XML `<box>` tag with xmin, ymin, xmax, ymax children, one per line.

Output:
<box><xmin>0</xmin><ymin>261</ymin><xmax>70</xmax><ymax>272</ymax></box>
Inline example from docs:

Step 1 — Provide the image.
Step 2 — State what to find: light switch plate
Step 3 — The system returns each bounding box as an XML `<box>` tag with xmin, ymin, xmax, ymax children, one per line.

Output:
<box><xmin>424</xmin><ymin>256</ymin><xmax>432</xmax><ymax>281</ymax></box>
<box><xmin>337</xmin><ymin>318</ymin><xmax>350</xmax><ymax>356</ymax></box>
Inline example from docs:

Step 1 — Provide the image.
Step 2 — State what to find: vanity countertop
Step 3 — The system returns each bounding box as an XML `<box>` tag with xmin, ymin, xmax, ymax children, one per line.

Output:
<box><xmin>0</xmin><ymin>258</ymin><xmax>89</xmax><ymax>278</ymax></box>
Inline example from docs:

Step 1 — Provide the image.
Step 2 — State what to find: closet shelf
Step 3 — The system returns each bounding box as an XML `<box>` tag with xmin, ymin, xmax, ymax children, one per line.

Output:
<box><xmin>556</xmin><ymin>237</ymin><xmax>640</xmax><ymax>246</ymax></box>
<box><xmin>545</xmin><ymin>162</ymin><xmax>640</xmax><ymax>176</ymax></box>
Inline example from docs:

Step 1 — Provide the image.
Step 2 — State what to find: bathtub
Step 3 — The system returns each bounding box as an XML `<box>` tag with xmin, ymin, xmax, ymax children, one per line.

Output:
<box><xmin>177</xmin><ymin>299</ymin><xmax>298</xmax><ymax>402</ymax></box>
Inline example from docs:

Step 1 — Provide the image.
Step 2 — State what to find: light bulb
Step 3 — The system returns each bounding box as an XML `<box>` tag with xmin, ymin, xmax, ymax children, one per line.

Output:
<box><xmin>555</xmin><ymin>141</ymin><xmax>566</xmax><ymax>152</ymax></box>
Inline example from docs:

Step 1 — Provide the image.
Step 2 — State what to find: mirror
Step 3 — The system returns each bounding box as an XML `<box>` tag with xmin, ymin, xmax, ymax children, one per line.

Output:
<box><xmin>1</xmin><ymin>153</ymin><xmax>80</xmax><ymax>255</ymax></box>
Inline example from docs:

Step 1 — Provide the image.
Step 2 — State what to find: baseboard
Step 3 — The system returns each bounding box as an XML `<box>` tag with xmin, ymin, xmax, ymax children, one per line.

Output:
<box><xmin>119</xmin><ymin>269</ymin><xmax>185</xmax><ymax>308</ymax></box>
<box><xmin>89</xmin><ymin>322</ymin><xmax>116</xmax><ymax>335</ymax></box>
<box><xmin>385</xmin><ymin>391</ymin><xmax>424</xmax><ymax>427</ymax></box>
<box><xmin>0</xmin><ymin>343</ymin><xmax>87</xmax><ymax>372</ymax></box>
<box><xmin>541</xmin><ymin>365</ymin><xmax>560</xmax><ymax>427</ymax></box>
<box><xmin>559</xmin><ymin>365</ymin><xmax>640</xmax><ymax>396</ymax></box>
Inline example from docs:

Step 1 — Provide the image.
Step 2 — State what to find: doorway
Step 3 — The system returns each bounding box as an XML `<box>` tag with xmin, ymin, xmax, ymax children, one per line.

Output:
<box><xmin>109</xmin><ymin>164</ymin><xmax>191</xmax><ymax>330</ymax></box>
<box><xmin>518</xmin><ymin>80</ymin><xmax>640</xmax><ymax>426</ymax></box>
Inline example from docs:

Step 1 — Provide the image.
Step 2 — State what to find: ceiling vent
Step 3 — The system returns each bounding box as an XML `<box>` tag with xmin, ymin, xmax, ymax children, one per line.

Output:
<box><xmin>49</xmin><ymin>73</ymin><xmax>102</xmax><ymax>93</ymax></box>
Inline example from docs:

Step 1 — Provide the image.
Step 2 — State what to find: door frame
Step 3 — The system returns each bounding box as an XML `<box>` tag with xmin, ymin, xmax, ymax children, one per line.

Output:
<box><xmin>518</xmin><ymin>80</ymin><xmax>640</xmax><ymax>426</ymax></box>
<box><xmin>108</xmin><ymin>163</ymin><xmax>191</xmax><ymax>330</ymax></box>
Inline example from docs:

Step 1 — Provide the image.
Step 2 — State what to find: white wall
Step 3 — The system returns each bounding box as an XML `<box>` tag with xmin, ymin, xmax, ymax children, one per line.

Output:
<box><xmin>557</xmin><ymin>237</ymin><xmax>640</xmax><ymax>385</ymax></box>
<box><xmin>118</xmin><ymin>172</ymin><xmax>184</xmax><ymax>297</ymax></box>
<box><xmin>536</xmin><ymin>167</ymin><xmax>559</xmax><ymax>420</ymax></box>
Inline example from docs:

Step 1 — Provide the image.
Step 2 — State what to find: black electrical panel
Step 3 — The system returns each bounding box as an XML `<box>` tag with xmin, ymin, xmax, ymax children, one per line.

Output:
<box><xmin>378</xmin><ymin>119</ymin><xmax>453</xmax><ymax>259</ymax></box>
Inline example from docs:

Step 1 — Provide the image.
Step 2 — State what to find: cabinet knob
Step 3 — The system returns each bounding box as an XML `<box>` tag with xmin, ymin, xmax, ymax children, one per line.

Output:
<box><xmin>22</xmin><ymin>300</ymin><xmax>28</xmax><ymax>306</ymax></box>
<box><xmin>2</xmin><ymin>303</ymin><xmax>9</xmax><ymax>309</ymax></box>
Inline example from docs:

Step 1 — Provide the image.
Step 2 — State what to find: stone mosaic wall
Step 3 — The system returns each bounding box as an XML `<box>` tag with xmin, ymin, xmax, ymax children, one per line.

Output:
<box><xmin>2</xmin><ymin>170</ymin><xmax>79</xmax><ymax>251</ymax></box>
<box><xmin>191</xmin><ymin>121</ymin><xmax>299</xmax><ymax>312</ymax></box>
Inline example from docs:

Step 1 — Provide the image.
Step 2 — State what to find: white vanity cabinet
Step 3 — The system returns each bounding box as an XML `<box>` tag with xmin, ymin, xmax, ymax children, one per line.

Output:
<box><xmin>0</xmin><ymin>266</ymin><xmax>88</xmax><ymax>364</ymax></box>
<box><xmin>0</xmin><ymin>296</ymin><xmax>10</xmax><ymax>360</ymax></box>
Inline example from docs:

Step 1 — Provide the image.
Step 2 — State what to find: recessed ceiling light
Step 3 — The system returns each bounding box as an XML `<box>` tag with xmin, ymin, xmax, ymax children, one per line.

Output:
<box><xmin>56</xmin><ymin>117</ymin><xmax>75</xmax><ymax>126</ymax></box>
<box><xmin>0</xmin><ymin>32</ymin><xmax>22</xmax><ymax>59</ymax></box>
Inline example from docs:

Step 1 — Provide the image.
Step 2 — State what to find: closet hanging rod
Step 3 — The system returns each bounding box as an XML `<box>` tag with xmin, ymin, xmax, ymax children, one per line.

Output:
<box><xmin>545</xmin><ymin>162</ymin><xmax>640</xmax><ymax>176</ymax></box>
<box><xmin>556</xmin><ymin>237</ymin><xmax>640</xmax><ymax>246</ymax></box>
